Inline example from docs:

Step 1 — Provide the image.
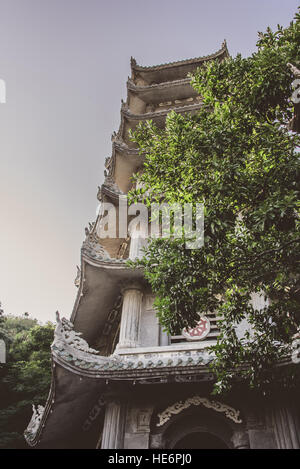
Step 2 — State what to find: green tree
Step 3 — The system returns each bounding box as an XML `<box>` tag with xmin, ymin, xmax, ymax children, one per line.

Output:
<box><xmin>0</xmin><ymin>314</ymin><xmax>54</xmax><ymax>449</ymax></box>
<box><xmin>129</xmin><ymin>9</ymin><xmax>300</xmax><ymax>395</ymax></box>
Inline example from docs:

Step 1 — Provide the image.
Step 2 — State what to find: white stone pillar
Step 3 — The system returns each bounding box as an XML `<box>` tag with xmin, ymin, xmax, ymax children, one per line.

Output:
<box><xmin>101</xmin><ymin>400</ymin><xmax>124</xmax><ymax>449</ymax></box>
<box><xmin>129</xmin><ymin>220</ymin><xmax>148</xmax><ymax>260</ymax></box>
<box><xmin>273</xmin><ymin>406</ymin><xmax>300</xmax><ymax>449</ymax></box>
<box><xmin>159</xmin><ymin>327</ymin><xmax>170</xmax><ymax>346</ymax></box>
<box><xmin>117</xmin><ymin>284</ymin><xmax>143</xmax><ymax>349</ymax></box>
<box><xmin>129</xmin><ymin>235</ymin><xmax>148</xmax><ymax>260</ymax></box>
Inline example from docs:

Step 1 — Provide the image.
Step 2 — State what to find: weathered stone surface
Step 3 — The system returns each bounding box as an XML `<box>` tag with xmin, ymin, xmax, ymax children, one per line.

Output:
<box><xmin>117</xmin><ymin>285</ymin><xmax>143</xmax><ymax>349</ymax></box>
<box><xmin>248</xmin><ymin>430</ymin><xmax>276</xmax><ymax>449</ymax></box>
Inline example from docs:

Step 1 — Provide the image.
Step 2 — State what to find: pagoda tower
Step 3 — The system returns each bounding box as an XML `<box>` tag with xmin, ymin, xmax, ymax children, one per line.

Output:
<box><xmin>24</xmin><ymin>43</ymin><xmax>300</xmax><ymax>449</ymax></box>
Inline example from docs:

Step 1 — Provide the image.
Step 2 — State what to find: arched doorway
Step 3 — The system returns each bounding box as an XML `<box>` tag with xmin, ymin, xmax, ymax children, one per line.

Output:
<box><xmin>150</xmin><ymin>404</ymin><xmax>243</xmax><ymax>449</ymax></box>
<box><xmin>174</xmin><ymin>432</ymin><xmax>228</xmax><ymax>449</ymax></box>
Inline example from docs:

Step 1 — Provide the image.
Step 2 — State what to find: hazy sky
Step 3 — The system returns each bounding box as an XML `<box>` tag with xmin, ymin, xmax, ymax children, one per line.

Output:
<box><xmin>0</xmin><ymin>0</ymin><xmax>298</xmax><ymax>323</ymax></box>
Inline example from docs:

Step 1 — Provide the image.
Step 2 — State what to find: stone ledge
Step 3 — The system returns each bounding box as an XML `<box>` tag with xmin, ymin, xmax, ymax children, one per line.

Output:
<box><xmin>114</xmin><ymin>341</ymin><xmax>217</xmax><ymax>355</ymax></box>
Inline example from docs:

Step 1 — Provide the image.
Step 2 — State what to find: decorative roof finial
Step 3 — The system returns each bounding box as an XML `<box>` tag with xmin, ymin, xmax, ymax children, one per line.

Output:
<box><xmin>74</xmin><ymin>266</ymin><xmax>81</xmax><ymax>288</ymax></box>
<box><xmin>130</xmin><ymin>56</ymin><xmax>137</xmax><ymax>67</ymax></box>
<box><xmin>97</xmin><ymin>186</ymin><xmax>102</xmax><ymax>202</ymax></box>
<box><xmin>287</xmin><ymin>63</ymin><xmax>300</xmax><ymax>78</ymax></box>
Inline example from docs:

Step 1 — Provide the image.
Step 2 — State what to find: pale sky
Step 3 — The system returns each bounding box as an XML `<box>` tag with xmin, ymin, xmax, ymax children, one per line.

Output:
<box><xmin>0</xmin><ymin>0</ymin><xmax>298</xmax><ymax>323</ymax></box>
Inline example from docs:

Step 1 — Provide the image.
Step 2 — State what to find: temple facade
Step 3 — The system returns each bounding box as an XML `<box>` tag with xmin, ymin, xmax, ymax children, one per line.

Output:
<box><xmin>24</xmin><ymin>43</ymin><xmax>300</xmax><ymax>449</ymax></box>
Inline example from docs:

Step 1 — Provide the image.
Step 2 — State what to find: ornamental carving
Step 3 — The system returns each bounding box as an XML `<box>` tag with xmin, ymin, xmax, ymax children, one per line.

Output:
<box><xmin>104</xmin><ymin>156</ymin><xmax>112</xmax><ymax>175</ymax></box>
<box><xmin>94</xmin><ymin>295</ymin><xmax>123</xmax><ymax>356</ymax></box>
<box><xmin>287</xmin><ymin>62</ymin><xmax>300</xmax><ymax>78</ymax></box>
<box><xmin>25</xmin><ymin>404</ymin><xmax>45</xmax><ymax>440</ymax></box>
<box><xmin>74</xmin><ymin>265</ymin><xmax>81</xmax><ymax>288</ymax></box>
<box><xmin>53</xmin><ymin>311</ymin><xmax>99</xmax><ymax>355</ymax></box>
<box><xmin>82</xmin><ymin>230</ymin><xmax>111</xmax><ymax>261</ymax></box>
<box><xmin>182</xmin><ymin>315</ymin><xmax>211</xmax><ymax>341</ymax></box>
<box><xmin>52</xmin><ymin>328</ymin><xmax>214</xmax><ymax>374</ymax></box>
<box><xmin>103</xmin><ymin>175</ymin><xmax>125</xmax><ymax>195</ymax></box>
<box><xmin>157</xmin><ymin>396</ymin><xmax>242</xmax><ymax>427</ymax></box>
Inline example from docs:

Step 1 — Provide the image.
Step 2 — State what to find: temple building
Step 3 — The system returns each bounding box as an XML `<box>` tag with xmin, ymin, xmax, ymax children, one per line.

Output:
<box><xmin>24</xmin><ymin>43</ymin><xmax>300</xmax><ymax>449</ymax></box>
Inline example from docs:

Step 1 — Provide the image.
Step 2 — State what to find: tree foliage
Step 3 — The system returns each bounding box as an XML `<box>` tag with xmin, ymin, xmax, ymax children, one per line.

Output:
<box><xmin>129</xmin><ymin>9</ymin><xmax>300</xmax><ymax>394</ymax></box>
<box><xmin>0</xmin><ymin>311</ymin><xmax>54</xmax><ymax>449</ymax></box>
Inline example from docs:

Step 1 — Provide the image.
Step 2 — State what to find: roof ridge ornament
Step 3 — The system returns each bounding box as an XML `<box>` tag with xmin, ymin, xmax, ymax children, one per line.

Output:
<box><xmin>82</xmin><ymin>229</ymin><xmax>111</xmax><ymax>261</ymax></box>
<box><xmin>102</xmin><ymin>174</ymin><xmax>125</xmax><ymax>195</ymax></box>
<box><xmin>121</xmin><ymin>99</ymin><xmax>129</xmax><ymax>111</ymax></box>
<box><xmin>53</xmin><ymin>311</ymin><xmax>99</xmax><ymax>355</ymax></box>
<box><xmin>287</xmin><ymin>62</ymin><xmax>300</xmax><ymax>78</ymax></box>
<box><xmin>129</xmin><ymin>45</ymin><xmax>228</xmax><ymax>71</ymax></box>
<box><xmin>74</xmin><ymin>266</ymin><xmax>81</xmax><ymax>288</ymax></box>
<box><xmin>130</xmin><ymin>56</ymin><xmax>137</xmax><ymax>67</ymax></box>
<box><xmin>24</xmin><ymin>404</ymin><xmax>45</xmax><ymax>442</ymax></box>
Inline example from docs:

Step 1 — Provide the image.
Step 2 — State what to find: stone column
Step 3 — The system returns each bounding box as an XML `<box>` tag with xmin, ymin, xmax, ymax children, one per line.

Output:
<box><xmin>117</xmin><ymin>284</ymin><xmax>143</xmax><ymax>349</ymax></box>
<box><xmin>101</xmin><ymin>400</ymin><xmax>125</xmax><ymax>449</ymax></box>
<box><xmin>273</xmin><ymin>406</ymin><xmax>300</xmax><ymax>449</ymax></box>
<box><xmin>129</xmin><ymin>221</ymin><xmax>148</xmax><ymax>261</ymax></box>
<box><xmin>159</xmin><ymin>327</ymin><xmax>170</xmax><ymax>346</ymax></box>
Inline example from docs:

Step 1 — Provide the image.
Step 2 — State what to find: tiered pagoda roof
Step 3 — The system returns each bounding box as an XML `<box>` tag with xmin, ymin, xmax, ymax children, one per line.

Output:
<box><xmin>107</xmin><ymin>41</ymin><xmax>229</xmax><ymax>195</ymax></box>
<box><xmin>24</xmin><ymin>44</ymin><xmax>231</xmax><ymax>448</ymax></box>
<box><xmin>70</xmin><ymin>43</ymin><xmax>230</xmax><ymax>341</ymax></box>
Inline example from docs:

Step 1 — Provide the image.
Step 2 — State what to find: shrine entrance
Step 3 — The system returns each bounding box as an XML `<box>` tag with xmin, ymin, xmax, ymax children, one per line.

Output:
<box><xmin>150</xmin><ymin>402</ymin><xmax>245</xmax><ymax>449</ymax></box>
<box><xmin>173</xmin><ymin>432</ymin><xmax>228</xmax><ymax>449</ymax></box>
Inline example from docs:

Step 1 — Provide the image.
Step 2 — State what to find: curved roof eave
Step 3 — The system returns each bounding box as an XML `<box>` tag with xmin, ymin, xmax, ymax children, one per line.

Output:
<box><xmin>130</xmin><ymin>42</ymin><xmax>229</xmax><ymax>72</ymax></box>
<box><xmin>70</xmin><ymin>255</ymin><xmax>144</xmax><ymax>342</ymax></box>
